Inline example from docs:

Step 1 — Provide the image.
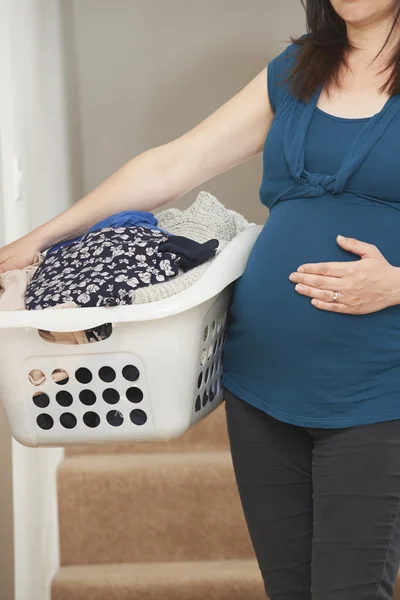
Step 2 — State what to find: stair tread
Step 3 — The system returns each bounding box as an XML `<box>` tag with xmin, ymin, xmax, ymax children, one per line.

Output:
<box><xmin>53</xmin><ymin>559</ymin><xmax>266</xmax><ymax>600</ymax></box>
<box><xmin>55</xmin><ymin>558</ymin><xmax>261</xmax><ymax>582</ymax></box>
<box><xmin>61</xmin><ymin>449</ymin><xmax>232</xmax><ymax>473</ymax></box>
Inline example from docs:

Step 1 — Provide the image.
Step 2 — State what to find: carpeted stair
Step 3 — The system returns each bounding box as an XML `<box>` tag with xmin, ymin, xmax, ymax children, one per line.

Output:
<box><xmin>52</xmin><ymin>404</ymin><xmax>267</xmax><ymax>599</ymax></box>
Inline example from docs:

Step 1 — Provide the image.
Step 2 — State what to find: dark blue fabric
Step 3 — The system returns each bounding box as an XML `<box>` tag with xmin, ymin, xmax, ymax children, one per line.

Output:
<box><xmin>27</xmin><ymin>226</ymin><xmax>219</xmax><ymax>311</ymax></box>
<box><xmin>48</xmin><ymin>211</ymin><xmax>168</xmax><ymax>255</ymax></box>
<box><xmin>26</xmin><ymin>226</ymin><xmax>179</xmax><ymax>309</ymax></box>
<box><xmin>158</xmin><ymin>236</ymin><xmax>219</xmax><ymax>271</ymax></box>
<box><xmin>223</xmin><ymin>42</ymin><xmax>400</xmax><ymax>428</ymax></box>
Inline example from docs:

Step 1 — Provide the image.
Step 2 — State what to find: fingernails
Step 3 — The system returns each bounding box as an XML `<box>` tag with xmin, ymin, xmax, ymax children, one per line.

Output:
<box><xmin>289</xmin><ymin>274</ymin><xmax>297</xmax><ymax>282</ymax></box>
<box><xmin>297</xmin><ymin>266</ymin><xmax>305</xmax><ymax>273</ymax></box>
<box><xmin>295</xmin><ymin>285</ymin><xmax>304</xmax><ymax>292</ymax></box>
<box><xmin>337</xmin><ymin>235</ymin><xmax>346</xmax><ymax>242</ymax></box>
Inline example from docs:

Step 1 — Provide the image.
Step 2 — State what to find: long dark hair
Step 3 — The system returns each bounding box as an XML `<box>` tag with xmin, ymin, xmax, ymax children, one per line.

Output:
<box><xmin>288</xmin><ymin>0</ymin><xmax>400</xmax><ymax>101</ymax></box>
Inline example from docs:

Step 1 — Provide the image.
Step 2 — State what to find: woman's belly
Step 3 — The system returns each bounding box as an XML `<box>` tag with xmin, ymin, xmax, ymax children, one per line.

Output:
<box><xmin>223</xmin><ymin>197</ymin><xmax>400</xmax><ymax>424</ymax></box>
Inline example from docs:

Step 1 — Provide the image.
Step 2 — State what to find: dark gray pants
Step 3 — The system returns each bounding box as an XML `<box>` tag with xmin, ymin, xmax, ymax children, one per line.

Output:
<box><xmin>224</xmin><ymin>389</ymin><xmax>400</xmax><ymax>599</ymax></box>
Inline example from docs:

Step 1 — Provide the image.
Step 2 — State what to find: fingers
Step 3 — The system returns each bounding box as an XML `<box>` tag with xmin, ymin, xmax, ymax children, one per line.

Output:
<box><xmin>311</xmin><ymin>299</ymin><xmax>349</xmax><ymax>313</ymax></box>
<box><xmin>294</xmin><ymin>284</ymin><xmax>344</xmax><ymax>304</ymax></box>
<box><xmin>289</xmin><ymin>271</ymin><xmax>344</xmax><ymax>291</ymax></box>
<box><xmin>336</xmin><ymin>235</ymin><xmax>381</xmax><ymax>258</ymax></box>
<box><xmin>297</xmin><ymin>261</ymin><xmax>353</xmax><ymax>277</ymax></box>
<box><xmin>294</xmin><ymin>283</ymin><xmax>355</xmax><ymax>313</ymax></box>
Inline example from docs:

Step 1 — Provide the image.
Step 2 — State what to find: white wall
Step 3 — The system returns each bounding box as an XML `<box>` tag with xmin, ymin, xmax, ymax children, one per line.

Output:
<box><xmin>0</xmin><ymin>1</ymin><xmax>72</xmax><ymax>599</ymax></box>
<box><xmin>70</xmin><ymin>0</ymin><xmax>305</xmax><ymax>224</ymax></box>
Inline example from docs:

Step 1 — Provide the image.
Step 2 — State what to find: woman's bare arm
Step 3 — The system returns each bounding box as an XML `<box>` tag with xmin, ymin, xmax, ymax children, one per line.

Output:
<box><xmin>0</xmin><ymin>65</ymin><xmax>273</xmax><ymax>272</ymax></box>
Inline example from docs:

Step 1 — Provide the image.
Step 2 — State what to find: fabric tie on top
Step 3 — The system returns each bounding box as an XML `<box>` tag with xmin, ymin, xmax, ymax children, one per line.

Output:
<box><xmin>265</xmin><ymin>83</ymin><xmax>400</xmax><ymax>210</ymax></box>
<box><xmin>299</xmin><ymin>171</ymin><xmax>337</xmax><ymax>197</ymax></box>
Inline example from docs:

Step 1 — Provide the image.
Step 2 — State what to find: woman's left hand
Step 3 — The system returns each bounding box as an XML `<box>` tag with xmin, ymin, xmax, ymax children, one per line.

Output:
<box><xmin>289</xmin><ymin>235</ymin><xmax>400</xmax><ymax>314</ymax></box>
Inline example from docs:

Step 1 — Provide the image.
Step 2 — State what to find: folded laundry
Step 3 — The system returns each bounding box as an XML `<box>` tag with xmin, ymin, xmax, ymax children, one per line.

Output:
<box><xmin>0</xmin><ymin>252</ymin><xmax>43</xmax><ymax>311</ymax></box>
<box><xmin>26</xmin><ymin>226</ymin><xmax>179</xmax><ymax>310</ymax></box>
<box><xmin>156</xmin><ymin>190</ymin><xmax>250</xmax><ymax>244</ymax></box>
<box><xmin>131</xmin><ymin>191</ymin><xmax>251</xmax><ymax>304</ymax></box>
<box><xmin>1</xmin><ymin>191</ymin><xmax>251</xmax><ymax>345</ymax></box>
<box><xmin>158</xmin><ymin>236</ymin><xmax>218</xmax><ymax>271</ymax></box>
<box><xmin>47</xmin><ymin>210</ymin><xmax>168</xmax><ymax>255</ymax></box>
<box><xmin>26</xmin><ymin>223</ymin><xmax>220</xmax><ymax>313</ymax></box>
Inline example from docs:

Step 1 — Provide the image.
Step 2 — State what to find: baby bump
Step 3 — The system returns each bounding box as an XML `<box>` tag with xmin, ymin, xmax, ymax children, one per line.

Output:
<box><xmin>224</xmin><ymin>198</ymin><xmax>400</xmax><ymax>387</ymax></box>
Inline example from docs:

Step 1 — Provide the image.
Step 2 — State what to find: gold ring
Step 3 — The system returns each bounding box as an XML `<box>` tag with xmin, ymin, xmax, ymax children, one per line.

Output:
<box><xmin>333</xmin><ymin>291</ymin><xmax>339</xmax><ymax>303</ymax></box>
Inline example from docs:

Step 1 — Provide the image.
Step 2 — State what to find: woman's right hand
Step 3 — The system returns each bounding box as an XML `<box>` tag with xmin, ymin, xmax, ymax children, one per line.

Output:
<box><xmin>0</xmin><ymin>236</ymin><xmax>42</xmax><ymax>274</ymax></box>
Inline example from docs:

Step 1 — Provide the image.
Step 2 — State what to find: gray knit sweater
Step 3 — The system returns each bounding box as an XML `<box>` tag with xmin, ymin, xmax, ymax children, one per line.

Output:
<box><xmin>131</xmin><ymin>191</ymin><xmax>250</xmax><ymax>304</ymax></box>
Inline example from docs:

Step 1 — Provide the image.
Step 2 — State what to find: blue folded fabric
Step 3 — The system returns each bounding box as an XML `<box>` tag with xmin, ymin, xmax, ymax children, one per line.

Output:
<box><xmin>47</xmin><ymin>210</ymin><xmax>168</xmax><ymax>254</ymax></box>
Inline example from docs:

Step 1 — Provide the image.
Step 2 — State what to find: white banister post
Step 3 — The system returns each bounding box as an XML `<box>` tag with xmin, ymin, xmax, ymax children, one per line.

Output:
<box><xmin>1</xmin><ymin>1</ymin><xmax>73</xmax><ymax>599</ymax></box>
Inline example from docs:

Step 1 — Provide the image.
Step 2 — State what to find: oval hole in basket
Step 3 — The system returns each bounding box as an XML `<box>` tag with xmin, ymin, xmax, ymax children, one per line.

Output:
<box><xmin>126</xmin><ymin>387</ymin><xmax>144</xmax><ymax>404</ymax></box>
<box><xmin>33</xmin><ymin>392</ymin><xmax>50</xmax><ymax>409</ymax></box>
<box><xmin>103</xmin><ymin>388</ymin><xmax>120</xmax><ymax>405</ymax></box>
<box><xmin>37</xmin><ymin>414</ymin><xmax>54</xmax><ymax>430</ymax></box>
<box><xmin>195</xmin><ymin>396</ymin><xmax>201</xmax><ymax>412</ymax></box>
<box><xmin>56</xmin><ymin>391</ymin><xmax>73</xmax><ymax>407</ymax></box>
<box><xmin>52</xmin><ymin>369</ymin><xmax>69</xmax><ymax>385</ymax></box>
<box><xmin>211</xmin><ymin>321</ymin><xmax>216</xmax><ymax>338</ymax></box>
<box><xmin>29</xmin><ymin>370</ymin><xmax>46</xmax><ymax>386</ymax></box>
<box><xmin>83</xmin><ymin>412</ymin><xmax>101</xmax><ymax>428</ymax></box>
<box><xmin>203</xmin><ymin>326</ymin><xmax>209</xmax><ymax>343</ymax></box>
<box><xmin>99</xmin><ymin>366</ymin><xmax>116</xmax><ymax>383</ymax></box>
<box><xmin>122</xmin><ymin>365</ymin><xmax>140</xmax><ymax>382</ymax></box>
<box><xmin>75</xmin><ymin>368</ymin><xmax>93</xmax><ymax>384</ymax></box>
<box><xmin>130</xmin><ymin>409</ymin><xmax>147</xmax><ymax>426</ymax></box>
<box><xmin>60</xmin><ymin>413</ymin><xmax>77</xmax><ymax>429</ymax></box>
<box><xmin>200</xmin><ymin>349</ymin><xmax>207</xmax><ymax>367</ymax></box>
<box><xmin>107</xmin><ymin>410</ymin><xmax>124</xmax><ymax>427</ymax></box>
<box><xmin>79</xmin><ymin>389</ymin><xmax>96</xmax><ymax>406</ymax></box>
<box><xmin>210</xmin><ymin>362</ymin><xmax>215</xmax><ymax>378</ymax></box>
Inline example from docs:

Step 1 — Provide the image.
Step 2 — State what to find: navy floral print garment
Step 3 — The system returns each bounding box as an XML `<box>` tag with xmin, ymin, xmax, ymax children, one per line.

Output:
<box><xmin>26</xmin><ymin>226</ymin><xmax>179</xmax><ymax>309</ymax></box>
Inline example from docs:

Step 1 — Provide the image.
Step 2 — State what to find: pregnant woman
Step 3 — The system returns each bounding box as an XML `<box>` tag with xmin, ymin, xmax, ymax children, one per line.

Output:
<box><xmin>1</xmin><ymin>0</ymin><xmax>400</xmax><ymax>597</ymax></box>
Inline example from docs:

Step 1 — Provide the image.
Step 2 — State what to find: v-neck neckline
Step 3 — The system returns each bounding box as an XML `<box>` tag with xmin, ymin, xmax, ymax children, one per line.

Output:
<box><xmin>283</xmin><ymin>85</ymin><xmax>400</xmax><ymax>195</ymax></box>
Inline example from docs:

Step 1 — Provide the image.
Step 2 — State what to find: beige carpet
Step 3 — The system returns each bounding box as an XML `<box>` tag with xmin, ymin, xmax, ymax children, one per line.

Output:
<box><xmin>52</xmin><ymin>404</ymin><xmax>267</xmax><ymax>599</ymax></box>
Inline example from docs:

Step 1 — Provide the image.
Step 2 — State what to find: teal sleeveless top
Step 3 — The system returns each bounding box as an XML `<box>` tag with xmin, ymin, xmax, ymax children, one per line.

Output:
<box><xmin>222</xmin><ymin>42</ymin><xmax>400</xmax><ymax>428</ymax></box>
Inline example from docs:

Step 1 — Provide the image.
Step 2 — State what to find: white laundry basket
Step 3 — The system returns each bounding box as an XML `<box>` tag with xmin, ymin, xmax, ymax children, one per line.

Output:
<box><xmin>0</xmin><ymin>225</ymin><xmax>261</xmax><ymax>448</ymax></box>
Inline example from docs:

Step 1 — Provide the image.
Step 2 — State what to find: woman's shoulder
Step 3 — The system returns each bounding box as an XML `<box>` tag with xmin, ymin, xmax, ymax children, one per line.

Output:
<box><xmin>269</xmin><ymin>34</ymin><xmax>309</xmax><ymax>77</ymax></box>
<box><xmin>270</xmin><ymin>40</ymin><xmax>300</xmax><ymax>66</ymax></box>
<box><xmin>268</xmin><ymin>36</ymin><xmax>307</xmax><ymax>111</ymax></box>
